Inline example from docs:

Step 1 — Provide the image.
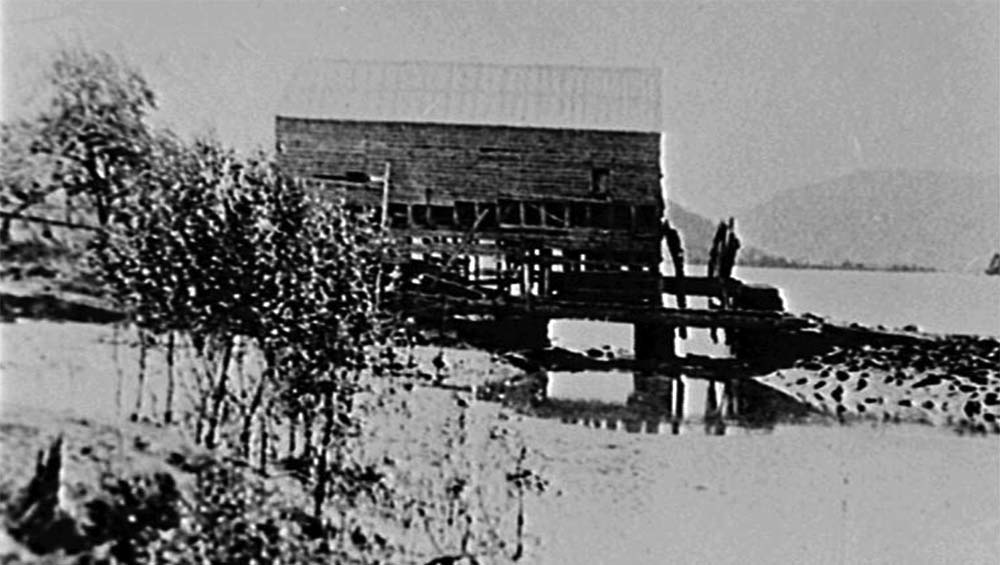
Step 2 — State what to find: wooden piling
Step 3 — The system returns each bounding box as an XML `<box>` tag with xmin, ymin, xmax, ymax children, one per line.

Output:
<box><xmin>634</xmin><ymin>322</ymin><xmax>675</xmax><ymax>361</ymax></box>
<box><xmin>706</xmin><ymin>380</ymin><xmax>719</xmax><ymax>417</ymax></box>
<box><xmin>673</xmin><ymin>376</ymin><xmax>686</xmax><ymax>425</ymax></box>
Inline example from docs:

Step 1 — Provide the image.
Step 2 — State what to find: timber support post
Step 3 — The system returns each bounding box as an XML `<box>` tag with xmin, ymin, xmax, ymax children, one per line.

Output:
<box><xmin>500</xmin><ymin>315</ymin><xmax>550</xmax><ymax>350</ymax></box>
<box><xmin>457</xmin><ymin>315</ymin><xmax>550</xmax><ymax>350</ymax></box>
<box><xmin>634</xmin><ymin>321</ymin><xmax>675</xmax><ymax>361</ymax></box>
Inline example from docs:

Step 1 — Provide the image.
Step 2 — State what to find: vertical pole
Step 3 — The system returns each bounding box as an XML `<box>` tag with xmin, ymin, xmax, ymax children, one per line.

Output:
<box><xmin>724</xmin><ymin>379</ymin><xmax>738</xmax><ymax>418</ymax></box>
<box><xmin>706</xmin><ymin>380</ymin><xmax>718</xmax><ymax>416</ymax></box>
<box><xmin>374</xmin><ymin>162</ymin><xmax>391</xmax><ymax>311</ymax></box>
<box><xmin>705</xmin><ymin>379</ymin><xmax>719</xmax><ymax>435</ymax></box>
<box><xmin>664</xmin><ymin>375</ymin><xmax>673</xmax><ymax>419</ymax></box>
<box><xmin>523</xmin><ymin>261</ymin><xmax>531</xmax><ymax>306</ymax></box>
<box><xmin>634</xmin><ymin>322</ymin><xmax>675</xmax><ymax>362</ymax></box>
<box><xmin>165</xmin><ymin>330</ymin><xmax>175</xmax><ymax>425</ymax></box>
<box><xmin>379</xmin><ymin>162</ymin><xmax>391</xmax><ymax>230</ymax></box>
<box><xmin>673</xmin><ymin>376</ymin><xmax>686</xmax><ymax>434</ymax></box>
<box><xmin>258</xmin><ymin>412</ymin><xmax>268</xmax><ymax>475</ymax></box>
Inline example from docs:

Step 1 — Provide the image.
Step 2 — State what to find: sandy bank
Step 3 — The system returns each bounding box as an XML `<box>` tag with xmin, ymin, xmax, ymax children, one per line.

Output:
<box><xmin>2</xmin><ymin>320</ymin><xmax>998</xmax><ymax>564</ymax></box>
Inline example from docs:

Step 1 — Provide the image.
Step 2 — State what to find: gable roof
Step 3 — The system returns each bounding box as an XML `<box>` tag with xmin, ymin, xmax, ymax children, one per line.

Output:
<box><xmin>278</xmin><ymin>60</ymin><xmax>663</xmax><ymax>133</ymax></box>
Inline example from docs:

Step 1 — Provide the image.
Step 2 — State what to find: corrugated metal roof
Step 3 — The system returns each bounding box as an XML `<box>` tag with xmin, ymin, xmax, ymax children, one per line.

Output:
<box><xmin>278</xmin><ymin>60</ymin><xmax>663</xmax><ymax>133</ymax></box>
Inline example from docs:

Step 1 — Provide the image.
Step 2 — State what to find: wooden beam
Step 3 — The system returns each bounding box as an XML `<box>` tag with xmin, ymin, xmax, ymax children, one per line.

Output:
<box><xmin>661</xmin><ymin>276</ymin><xmax>744</xmax><ymax>298</ymax></box>
<box><xmin>386</xmin><ymin>291</ymin><xmax>813</xmax><ymax>330</ymax></box>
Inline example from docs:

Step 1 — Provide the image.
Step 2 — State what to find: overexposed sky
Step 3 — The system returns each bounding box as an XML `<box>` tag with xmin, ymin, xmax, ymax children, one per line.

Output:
<box><xmin>2</xmin><ymin>0</ymin><xmax>997</xmax><ymax>217</ymax></box>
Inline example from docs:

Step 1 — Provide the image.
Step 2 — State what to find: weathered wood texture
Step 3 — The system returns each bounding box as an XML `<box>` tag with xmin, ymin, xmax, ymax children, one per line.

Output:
<box><xmin>388</xmin><ymin>291</ymin><xmax>811</xmax><ymax>330</ymax></box>
<box><xmin>276</xmin><ymin>117</ymin><xmax>662</xmax><ymax>204</ymax></box>
<box><xmin>276</xmin><ymin>116</ymin><xmax>665</xmax><ymax>303</ymax></box>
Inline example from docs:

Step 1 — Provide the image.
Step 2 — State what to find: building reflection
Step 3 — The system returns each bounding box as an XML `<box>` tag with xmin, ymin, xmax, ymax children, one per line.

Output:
<box><xmin>544</xmin><ymin>369</ymin><xmax>808</xmax><ymax>436</ymax></box>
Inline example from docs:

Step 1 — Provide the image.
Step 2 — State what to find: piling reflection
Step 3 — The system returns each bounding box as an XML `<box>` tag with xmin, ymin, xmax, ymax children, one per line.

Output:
<box><xmin>538</xmin><ymin>370</ymin><xmax>814</xmax><ymax>435</ymax></box>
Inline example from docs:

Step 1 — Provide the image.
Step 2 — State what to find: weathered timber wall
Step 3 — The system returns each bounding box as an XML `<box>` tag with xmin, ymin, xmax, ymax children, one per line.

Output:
<box><xmin>275</xmin><ymin>117</ymin><xmax>662</xmax><ymax>205</ymax></box>
<box><xmin>276</xmin><ymin>116</ymin><xmax>665</xmax><ymax>302</ymax></box>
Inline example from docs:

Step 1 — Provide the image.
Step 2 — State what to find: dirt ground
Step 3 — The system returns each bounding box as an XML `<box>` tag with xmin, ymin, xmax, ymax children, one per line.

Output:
<box><xmin>2</xmin><ymin>320</ymin><xmax>999</xmax><ymax>564</ymax></box>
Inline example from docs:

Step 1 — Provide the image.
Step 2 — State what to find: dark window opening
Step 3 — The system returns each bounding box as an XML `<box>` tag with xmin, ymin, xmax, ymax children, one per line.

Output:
<box><xmin>544</xmin><ymin>202</ymin><xmax>568</xmax><ymax>228</ymax></box>
<box><xmin>312</xmin><ymin>170</ymin><xmax>371</xmax><ymax>183</ymax></box>
<box><xmin>411</xmin><ymin>205</ymin><xmax>430</xmax><ymax>228</ymax></box>
<box><xmin>430</xmin><ymin>205</ymin><xmax>455</xmax><ymax>229</ymax></box>
<box><xmin>455</xmin><ymin>201</ymin><xmax>477</xmax><ymax>228</ymax></box>
<box><xmin>499</xmin><ymin>199</ymin><xmax>521</xmax><ymax>225</ymax></box>
<box><xmin>523</xmin><ymin>201</ymin><xmax>543</xmax><ymax>226</ymax></box>
<box><xmin>478</xmin><ymin>203</ymin><xmax>497</xmax><ymax>229</ymax></box>
<box><xmin>570</xmin><ymin>202</ymin><xmax>589</xmax><ymax>227</ymax></box>
<box><xmin>636</xmin><ymin>251</ymin><xmax>660</xmax><ymax>265</ymax></box>
<box><xmin>634</xmin><ymin>205</ymin><xmax>658</xmax><ymax>233</ymax></box>
<box><xmin>478</xmin><ymin>146</ymin><xmax>515</xmax><ymax>155</ymax></box>
<box><xmin>591</xmin><ymin>203</ymin><xmax>613</xmax><ymax>229</ymax></box>
<box><xmin>588</xmin><ymin>251</ymin><xmax>613</xmax><ymax>271</ymax></box>
<box><xmin>591</xmin><ymin>167</ymin><xmax>611</xmax><ymax>195</ymax></box>
<box><xmin>612</xmin><ymin>204</ymin><xmax>631</xmax><ymax>229</ymax></box>
<box><xmin>344</xmin><ymin>170</ymin><xmax>370</xmax><ymax>183</ymax></box>
<box><xmin>388</xmin><ymin>203</ymin><xmax>409</xmax><ymax>229</ymax></box>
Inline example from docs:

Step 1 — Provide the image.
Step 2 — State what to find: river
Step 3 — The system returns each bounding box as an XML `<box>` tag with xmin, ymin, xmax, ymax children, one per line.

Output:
<box><xmin>550</xmin><ymin>267</ymin><xmax>1000</xmax><ymax>357</ymax></box>
<box><xmin>734</xmin><ymin>266</ymin><xmax>1000</xmax><ymax>336</ymax></box>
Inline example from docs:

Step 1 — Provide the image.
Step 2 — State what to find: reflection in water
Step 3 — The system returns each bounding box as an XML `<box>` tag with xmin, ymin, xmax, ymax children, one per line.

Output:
<box><xmin>544</xmin><ymin>370</ymin><xmax>813</xmax><ymax>435</ymax></box>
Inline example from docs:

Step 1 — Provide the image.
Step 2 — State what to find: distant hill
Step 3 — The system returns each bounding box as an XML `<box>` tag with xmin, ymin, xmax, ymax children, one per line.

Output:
<box><xmin>666</xmin><ymin>200</ymin><xmax>785</xmax><ymax>266</ymax></box>
<box><xmin>736</xmin><ymin>170</ymin><xmax>1000</xmax><ymax>273</ymax></box>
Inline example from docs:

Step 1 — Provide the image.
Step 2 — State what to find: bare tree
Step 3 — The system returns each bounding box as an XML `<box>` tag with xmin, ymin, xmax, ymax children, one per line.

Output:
<box><xmin>1</xmin><ymin>48</ymin><xmax>157</xmax><ymax>233</ymax></box>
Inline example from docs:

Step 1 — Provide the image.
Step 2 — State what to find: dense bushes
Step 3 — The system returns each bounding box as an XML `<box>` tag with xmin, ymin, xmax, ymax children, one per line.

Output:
<box><xmin>91</xmin><ymin>137</ymin><xmax>396</xmax><ymax>516</ymax></box>
<box><xmin>84</xmin><ymin>471</ymin><xmax>183</xmax><ymax>562</ymax></box>
<box><xmin>4</xmin><ymin>47</ymin><xmax>548</xmax><ymax>565</ymax></box>
<box><xmin>145</xmin><ymin>458</ymin><xmax>379</xmax><ymax>565</ymax></box>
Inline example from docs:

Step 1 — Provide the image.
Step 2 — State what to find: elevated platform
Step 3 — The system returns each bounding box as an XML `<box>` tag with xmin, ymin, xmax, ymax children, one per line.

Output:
<box><xmin>388</xmin><ymin>291</ymin><xmax>809</xmax><ymax>331</ymax></box>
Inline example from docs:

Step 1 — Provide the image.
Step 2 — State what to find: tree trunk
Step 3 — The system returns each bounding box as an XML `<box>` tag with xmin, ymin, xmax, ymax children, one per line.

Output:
<box><xmin>240</xmin><ymin>349</ymin><xmax>274</xmax><ymax>457</ymax></box>
<box><xmin>258</xmin><ymin>413</ymin><xmax>268</xmax><ymax>475</ymax></box>
<box><xmin>164</xmin><ymin>331</ymin><xmax>175</xmax><ymax>425</ymax></box>
<box><xmin>240</xmin><ymin>374</ymin><xmax>268</xmax><ymax>458</ymax></box>
<box><xmin>302</xmin><ymin>410</ymin><xmax>315</xmax><ymax>460</ymax></box>
<box><xmin>204</xmin><ymin>339</ymin><xmax>234</xmax><ymax>449</ymax></box>
<box><xmin>132</xmin><ymin>329</ymin><xmax>149</xmax><ymax>420</ymax></box>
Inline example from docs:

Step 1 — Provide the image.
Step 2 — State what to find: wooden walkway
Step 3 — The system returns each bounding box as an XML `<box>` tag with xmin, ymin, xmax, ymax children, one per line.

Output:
<box><xmin>387</xmin><ymin>290</ymin><xmax>811</xmax><ymax>330</ymax></box>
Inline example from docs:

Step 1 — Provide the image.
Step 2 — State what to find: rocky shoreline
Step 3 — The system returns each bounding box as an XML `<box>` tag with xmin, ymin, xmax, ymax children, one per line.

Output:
<box><xmin>762</xmin><ymin>336</ymin><xmax>1000</xmax><ymax>433</ymax></box>
<box><xmin>3</xmin><ymin>278</ymin><xmax>998</xmax><ymax>436</ymax></box>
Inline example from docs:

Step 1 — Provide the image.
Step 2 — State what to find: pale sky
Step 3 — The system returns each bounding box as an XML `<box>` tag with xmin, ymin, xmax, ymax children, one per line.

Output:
<box><xmin>2</xmin><ymin>0</ymin><xmax>997</xmax><ymax>217</ymax></box>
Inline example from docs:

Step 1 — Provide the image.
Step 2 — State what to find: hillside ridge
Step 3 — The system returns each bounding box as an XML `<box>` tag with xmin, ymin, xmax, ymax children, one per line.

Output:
<box><xmin>733</xmin><ymin>169</ymin><xmax>999</xmax><ymax>272</ymax></box>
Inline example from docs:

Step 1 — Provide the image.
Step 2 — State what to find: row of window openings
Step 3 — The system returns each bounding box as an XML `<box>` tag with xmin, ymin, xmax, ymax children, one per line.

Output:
<box><xmin>311</xmin><ymin>166</ymin><xmax>611</xmax><ymax>194</ymax></box>
<box><xmin>405</xmin><ymin>251</ymin><xmax>658</xmax><ymax>273</ymax></box>
<box><xmin>404</xmin><ymin>246</ymin><xmax>659</xmax><ymax>265</ymax></box>
<box><xmin>388</xmin><ymin>200</ymin><xmax>658</xmax><ymax>232</ymax></box>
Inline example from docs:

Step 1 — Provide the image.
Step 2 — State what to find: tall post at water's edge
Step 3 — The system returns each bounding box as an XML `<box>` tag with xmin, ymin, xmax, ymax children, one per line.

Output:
<box><xmin>473</xmin><ymin>316</ymin><xmax>549</xmax><ymax>350</ymax></box>
<box><xmin>672</xmin><ymin>375</ymin><xmax>686</xmax><ymax>434</ymax></box>
<box><xmin>634</xmin><ymin>322</ymin><xmax>675</xmax><ymax>361</ymax></box>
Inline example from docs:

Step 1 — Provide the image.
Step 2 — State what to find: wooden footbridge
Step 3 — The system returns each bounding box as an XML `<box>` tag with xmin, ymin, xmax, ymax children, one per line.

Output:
<box><xmin>385</xmin><ymin>262</ymin><xmax>801</xmax><ymax>362</ymax></box>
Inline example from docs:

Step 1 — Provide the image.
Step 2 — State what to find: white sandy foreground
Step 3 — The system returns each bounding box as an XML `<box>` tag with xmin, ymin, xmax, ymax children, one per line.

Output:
<box><xmin>2</xmin><ymin>321</ymin><xmax>999</xmax><ymax>564</ymax></box>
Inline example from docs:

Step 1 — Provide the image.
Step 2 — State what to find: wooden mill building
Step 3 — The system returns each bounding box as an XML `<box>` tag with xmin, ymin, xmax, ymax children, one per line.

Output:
<box><xmin>276</xmin><ymin>59</ymin><xmax>664</xmax><ymax>299</ymax></box>
<box><xmin>275</xmin><ymin>60</ymin><xmax>786</xmax><ymax>358</ymax></box>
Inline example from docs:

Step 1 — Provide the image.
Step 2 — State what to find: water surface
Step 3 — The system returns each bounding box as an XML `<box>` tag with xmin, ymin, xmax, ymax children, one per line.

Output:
<box><xmin>541</xmin><ymin>268</ymin><xmax>999</xmax><ymax>435</ymax></box>
<box><xmin>734</xmin><ymin>266</ymin><xmax>1000</xmax><ymax>336</ymax></box>
<box><xmin>534</xmin><ymin>370</ymin><xmax>814</xmax><ymax>435</ymax></box>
